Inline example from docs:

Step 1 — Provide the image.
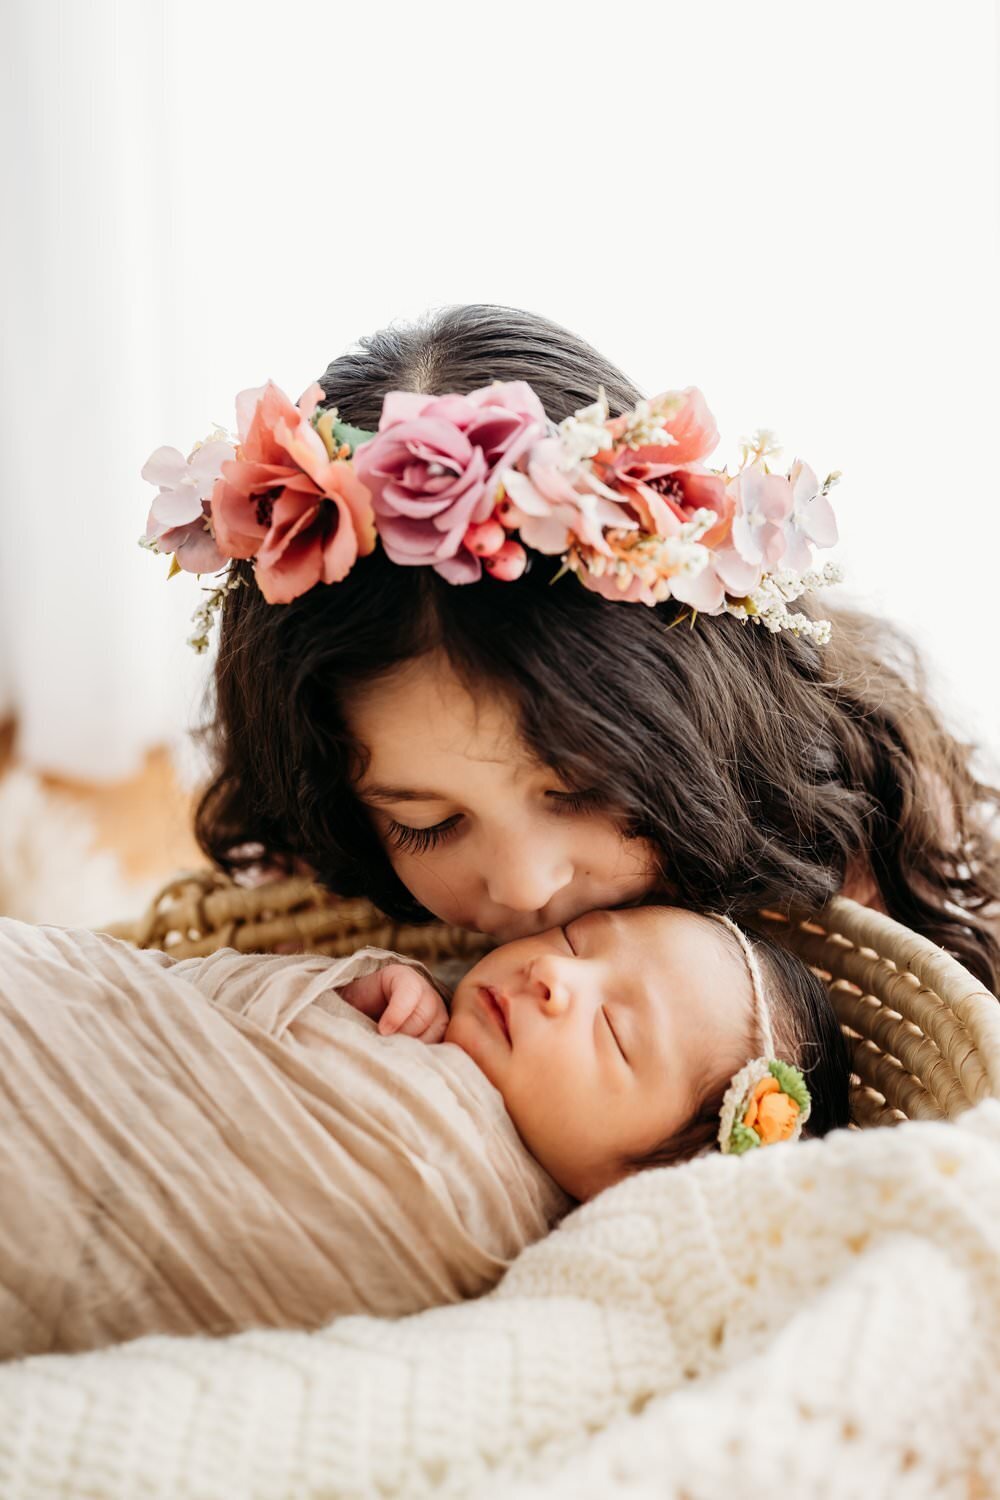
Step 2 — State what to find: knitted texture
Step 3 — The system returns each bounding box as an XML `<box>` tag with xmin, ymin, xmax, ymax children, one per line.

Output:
<box><xmin>2</xmin><ymin>1102</ymin><xmax>999</xmax><ymax>1499</ymax></box>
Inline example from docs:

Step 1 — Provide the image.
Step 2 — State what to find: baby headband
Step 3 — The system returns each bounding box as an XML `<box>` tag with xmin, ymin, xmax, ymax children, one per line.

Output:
<box><xmin>139</xmin><ymin>378</ymin><xmax>844</xmax><ymax>653</ymax></box>
<box><xmin>710</xmin><ymin>913</ymin><xmax>812</xmax><ymax>1155</ymax></box>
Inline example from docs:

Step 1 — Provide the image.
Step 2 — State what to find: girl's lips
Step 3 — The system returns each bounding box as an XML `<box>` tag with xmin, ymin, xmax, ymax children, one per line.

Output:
<box><xmin>480</xmin><ymin>985</ymin><xmax>511</xmax><ymax>1044</ymax></box>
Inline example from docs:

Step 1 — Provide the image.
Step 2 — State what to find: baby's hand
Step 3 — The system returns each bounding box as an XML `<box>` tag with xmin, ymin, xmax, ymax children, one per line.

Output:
<box><xmin>340</xmin><ymin>963</ymin><xmax>450</xmax><ymax>1044</ymax></box>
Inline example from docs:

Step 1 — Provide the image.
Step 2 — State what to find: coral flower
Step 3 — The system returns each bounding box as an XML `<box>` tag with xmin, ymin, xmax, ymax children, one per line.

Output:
<box><xmin>595</xmin><ymin>387</ymin><xmax>733</xmax><ymax>545</ymax></box>
<box><xmin>211</xmin><ymin>381</ymin><xmax>376</xmax><ymax>605</ymax></box>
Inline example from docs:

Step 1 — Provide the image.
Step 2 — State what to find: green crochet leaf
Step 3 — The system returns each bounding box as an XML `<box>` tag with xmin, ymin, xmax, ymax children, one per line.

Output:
<box><xmin>768</xmin><ymin>1059</ymin><xmax>810</xmax><ymax>1112</ymax></box>
<box><xmin>728</xmin><ymin>1122</ymin><xmax>762</xmax><ymax>1156</ymax></box>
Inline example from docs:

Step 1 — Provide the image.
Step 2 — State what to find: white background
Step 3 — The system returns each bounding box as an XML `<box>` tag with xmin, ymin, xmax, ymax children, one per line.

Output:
<box><xmin>1</xmin><ymin>0</ymin><xmax>998</xmax><ymax>782</ymax></box>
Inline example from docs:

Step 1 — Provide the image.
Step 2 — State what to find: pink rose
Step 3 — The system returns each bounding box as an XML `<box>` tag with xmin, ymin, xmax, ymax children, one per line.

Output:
<box><xmin>351</xmin><ymin>381</ymin><xmax>549</xmax><ymax>583</ymax></box>
<box><xmin>210</xmin><ymin>381</ymin><xmax>376</xmax><ymax>605</ymax></box>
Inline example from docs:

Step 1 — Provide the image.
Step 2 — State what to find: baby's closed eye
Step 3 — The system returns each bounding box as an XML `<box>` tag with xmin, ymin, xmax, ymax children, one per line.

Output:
<box><xmin>601</xmin><ymin>1005</ymin><xmax>628</xmax><ymax>1062</ymax></box>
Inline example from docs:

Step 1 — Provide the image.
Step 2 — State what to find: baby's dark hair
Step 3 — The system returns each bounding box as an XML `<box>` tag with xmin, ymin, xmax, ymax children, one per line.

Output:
<box><xmin>624</xmin><ymin>921</ymin><xmax>852</xmax><ymax>1174</ymax></box>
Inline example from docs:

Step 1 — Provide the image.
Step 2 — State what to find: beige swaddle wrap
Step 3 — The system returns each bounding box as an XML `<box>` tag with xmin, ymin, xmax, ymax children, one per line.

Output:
<box><xmin>0</xmin><ymin>918</ymin><xmax>570</xmax><ymax>1359</ymax></box>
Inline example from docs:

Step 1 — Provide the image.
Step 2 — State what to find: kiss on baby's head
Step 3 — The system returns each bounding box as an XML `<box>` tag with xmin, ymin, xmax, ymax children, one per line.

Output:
<box><xmin>444</xmin><ymin>904</ymin><xmax>851</xmax><ymax>1200</ymax></box>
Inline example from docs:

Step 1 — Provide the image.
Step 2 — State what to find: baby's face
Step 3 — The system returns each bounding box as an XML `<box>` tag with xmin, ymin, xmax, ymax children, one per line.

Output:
<box><xmin>446</xmin><ymin>906</ymin><xmax>754</xmax><ymax>1200</ymax></box>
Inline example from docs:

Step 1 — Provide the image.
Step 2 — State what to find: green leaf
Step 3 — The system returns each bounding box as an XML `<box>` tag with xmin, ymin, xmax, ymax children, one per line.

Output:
<box><xmin>768</xmin><ymin>1059</ymin><xmax>810</xmax><ymax>1112</ymax></box>
<box><xmin>330</xmin><ymin>417</ymin><xmax>377</xmax><ymax>454</ymax></box>
<box><xmin>312</xmin><ymin>407</ymin><xmax>377</xmax><ymax>459</ymax></box>
<box><xmin>728</xmin><ymin>1122</ymin><xmax>762</xmax><ymax>1155</ymax></box>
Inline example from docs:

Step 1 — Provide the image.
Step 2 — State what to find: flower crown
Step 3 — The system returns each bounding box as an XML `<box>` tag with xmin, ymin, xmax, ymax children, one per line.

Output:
<box><xmin>140</xmin><ymin>377</ymin><xmax>843</xmax><ymax>653</ymax></box>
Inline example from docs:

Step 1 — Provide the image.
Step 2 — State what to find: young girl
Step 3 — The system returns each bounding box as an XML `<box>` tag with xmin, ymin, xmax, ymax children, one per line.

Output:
<box><xmin>0</xmin><ymin>903</ymin><xmax>847</xmax><ymax>1358</ymax></box>
<box><xmin>148</xmin><ymin>304</ymin><xmax>1000</xmax><ymax>991</ymax></box>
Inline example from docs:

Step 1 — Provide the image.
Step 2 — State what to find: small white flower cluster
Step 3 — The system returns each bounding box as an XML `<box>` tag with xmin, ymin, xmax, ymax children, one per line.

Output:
<box><xmin>617</xmin><ymin>396</ymin><xmax>677</xmax><ymax>451</ymax></box>
<box><xmin>737</xmin><ymin>427</ymin><xmax>783</xmax><ymax>467</ymax></box>
<box><xmin>568</xmin><ymin>509</ymin><xmax>721</xmax><ymax>602</ymax></box>
<box><xmin>556</xmin><ymin>386</ymin><xmax>614</xmax><ymax>467</ymax></box>
<box><xmin>723</xmin><ymin>560</ymin><xmax>845</xmax><ymax>643</ymax></box>
<box><xmin>557</xmin><ymin>385</ymin><xmax>681</xmax><ymax>466</ymax></box>
<box><xmin>186</xmin><ymin>573</ymin><xmax>248</xmax><ymax>655</ymax></box>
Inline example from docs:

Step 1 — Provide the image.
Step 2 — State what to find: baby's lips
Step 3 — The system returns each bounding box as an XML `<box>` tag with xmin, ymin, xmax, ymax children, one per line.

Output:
<box><xmin>481</xmin><ymin>984</ymin><xmax>512</xmax><ymax>1044</ymax></box>
<box><xmin>494</xmin><ymin>987</ymin><xmax>512</xmax><ymax>1041</ymax></box>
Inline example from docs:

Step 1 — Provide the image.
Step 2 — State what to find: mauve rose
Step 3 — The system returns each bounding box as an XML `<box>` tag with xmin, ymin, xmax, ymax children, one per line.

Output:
<box><xmin>351</xmin><ymin>381</ymin><xmax>550</xmax><ymax>583</ymax></box>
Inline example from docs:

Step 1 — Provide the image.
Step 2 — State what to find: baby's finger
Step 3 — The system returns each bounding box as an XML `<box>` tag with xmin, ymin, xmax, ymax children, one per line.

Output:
<box><xmin>378</xmin><ymin>971</ymin><xmax>437</xmax><ymax>1036</ymax></box>
<box><xmin>419</xmin><ymin>1009</ymin><xmax>450</xmax><ymax>1046</ymax></box>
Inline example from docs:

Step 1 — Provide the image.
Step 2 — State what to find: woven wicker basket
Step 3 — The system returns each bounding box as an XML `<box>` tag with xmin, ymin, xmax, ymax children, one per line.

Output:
<box><xmin>102</xmin><ymin>871</ymin><xmax>1000</xmax><ymax>1130</ymax></box>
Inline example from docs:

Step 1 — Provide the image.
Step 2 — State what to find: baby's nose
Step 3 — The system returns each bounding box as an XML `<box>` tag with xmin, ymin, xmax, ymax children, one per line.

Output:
<box><xmin>528</xmin><ymin>955</ymin><xmax>573</xmax><ymax>1016</ymax></box>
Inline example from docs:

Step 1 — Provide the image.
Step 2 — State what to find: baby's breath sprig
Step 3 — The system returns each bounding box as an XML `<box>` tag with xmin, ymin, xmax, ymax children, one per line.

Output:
<box><xmin>723</xmin><ymin>561</ymin><xmax>844</xmax><ymax>643</ymax></box>
<box><xmin>556</xmin><ymin>385</ymin><xmax>614</xmax><ymax>467</ymax></box>
<box><xmin>738</xmin><ymin>427</ymin><xmax>784</xmax><ymax>469</ymax></box>
<box><xmin>186</xmin><ymin>572</ymin><xmax>248</xmax><ymax>655</ymax></box>
<box><xmin>616</xmin><ymin>395</ymin><xmax>678</xmax><ymax>451</ymax></box>
<box><xmin>562</xmin><ymin>509</ymin><xmax>719</xmax><ymax>603</ymax></box>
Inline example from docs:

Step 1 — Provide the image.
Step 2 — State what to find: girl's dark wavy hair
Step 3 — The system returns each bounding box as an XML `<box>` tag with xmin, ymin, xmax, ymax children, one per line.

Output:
<box><xmin>193</xmin><ymin>303</ymin><xmax>1000</xmax><ymax>993</ymax></box>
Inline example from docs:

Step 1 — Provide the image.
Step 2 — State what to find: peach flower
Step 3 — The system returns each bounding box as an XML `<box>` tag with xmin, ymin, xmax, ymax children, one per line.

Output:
<box><xmin>595</xmin><ymin>387</ymin><xmax>733</xmax><ymax>543</ymax></box>
<box><xmin>210</xmin><ymin>380</ymin><xmax>376</xmax><ymax>605</ymax></box>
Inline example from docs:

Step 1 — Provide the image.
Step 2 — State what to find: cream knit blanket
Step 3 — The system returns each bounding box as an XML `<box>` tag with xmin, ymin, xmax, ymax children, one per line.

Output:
<box><xmin>2</xmin><ymin>1100</ymin><xmax>999</xmax><ymax>1499</ymax></box>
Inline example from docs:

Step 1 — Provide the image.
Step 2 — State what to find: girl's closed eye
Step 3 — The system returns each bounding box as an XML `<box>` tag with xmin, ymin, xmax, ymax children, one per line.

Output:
<box><xmin>383</xmin><ymin>788</ymin><xmax>609</xmax><ymax>855</ymax></box>
<box><xmin>548</xmin><ymin>787</ymin><xmax>608</xmax><ymax>816</ymax></box>
<box><xmin>384</xmin><ymin>816</ymin><xmax>461</xmax><ymax>854</ymax></box>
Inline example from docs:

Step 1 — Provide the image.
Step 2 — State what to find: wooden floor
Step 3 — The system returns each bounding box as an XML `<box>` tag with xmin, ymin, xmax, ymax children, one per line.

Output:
<box><xmin>0</xmin><ymin>718</ymin><xmax>204</xmax><ymax>885</ymax></box>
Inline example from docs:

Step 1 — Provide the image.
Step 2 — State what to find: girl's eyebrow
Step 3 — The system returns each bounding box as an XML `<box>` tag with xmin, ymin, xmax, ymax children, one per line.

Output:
<box><xmin>361</xmin><ymin>785</ymin><xmax>449</xmax><ymax>804</ymax></box>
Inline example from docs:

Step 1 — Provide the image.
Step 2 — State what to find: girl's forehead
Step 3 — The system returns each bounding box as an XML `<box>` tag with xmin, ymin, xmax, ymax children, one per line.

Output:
<box><xmin>345</xmin><ymin>655</ymin><xmax>540</xmax><ymax>788</ymax></box>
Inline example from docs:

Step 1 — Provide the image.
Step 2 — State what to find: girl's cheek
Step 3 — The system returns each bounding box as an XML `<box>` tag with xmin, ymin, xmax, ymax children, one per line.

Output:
<box><xmin>393</xmin><ymin>851</ymin><xmax>472</xmax><ymax>920</ymax></box>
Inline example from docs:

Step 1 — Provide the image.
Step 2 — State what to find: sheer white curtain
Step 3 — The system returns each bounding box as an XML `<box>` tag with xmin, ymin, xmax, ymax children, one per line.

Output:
<box><xmin>0</xmin><ymin>0</ymin><xmax>998</xmax><ymax>783</ymax></box>
<box><xmin>0</xmin><ymin>0</ymin><xmax>210</xmax><ymax>781</ymax></box>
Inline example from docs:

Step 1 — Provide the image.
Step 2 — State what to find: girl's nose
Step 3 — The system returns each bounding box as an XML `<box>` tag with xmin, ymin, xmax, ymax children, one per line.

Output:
<box><xmin>484</xmin><ymin>838</ymin><xmax>574</xmax><ymax>916</ymax></box>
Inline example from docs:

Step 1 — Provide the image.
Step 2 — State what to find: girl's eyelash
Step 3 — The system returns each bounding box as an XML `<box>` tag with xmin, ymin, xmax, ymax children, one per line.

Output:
<box><xmin>384</xmin><ymin>817</ymin><xmax>461</xmax><ymax>854</ymax></box>
<box><xmin>549</xmin><ymin>788</ymin><xmax>607</xmax><ymax>816</ymax></box>
<box><xmin>384</xmin><ymin>789</ymin><xmax>607</xmax><ymax>855</ymax></box>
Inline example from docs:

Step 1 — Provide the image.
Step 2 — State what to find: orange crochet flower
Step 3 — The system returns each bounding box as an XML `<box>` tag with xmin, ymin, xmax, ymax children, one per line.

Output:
<box><xmin>742</xmin><ymin>1075</ymin><xmax>801</xmax><ymax>1145</ymax></box>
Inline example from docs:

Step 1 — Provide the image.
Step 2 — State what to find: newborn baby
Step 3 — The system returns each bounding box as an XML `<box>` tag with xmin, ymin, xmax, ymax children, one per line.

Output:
<box><xmin>345</xmin><ymin>904</ymin><xmax>852</xmax><ymax>1199</ymax></box>
<box><xmin>0</xmin><ymin>905</ymin><xmax>849</xmax><ymax>1360</ymax></box>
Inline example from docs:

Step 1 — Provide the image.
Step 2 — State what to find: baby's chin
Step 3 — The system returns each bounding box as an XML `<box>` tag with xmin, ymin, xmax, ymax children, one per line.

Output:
<box><xmin>443</xmin><ymin>994</ymin><xmax>505</xmax><ymax>1090</ymax></box>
